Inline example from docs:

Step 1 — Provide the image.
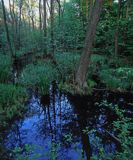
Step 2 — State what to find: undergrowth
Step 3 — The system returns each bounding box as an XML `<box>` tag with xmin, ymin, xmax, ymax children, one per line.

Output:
<box><xmin>19</xmin><ymin>62</ymin><xmax>58</xmax><ymax>94</ymax></box>
<box><xmin>0</xmin><ymin>83</ymin><xmax>27</xmax><ymax>130</ymax></box>
<box><xmin>94</xmin><ymin>100</ymin><xmax>133</xmax><ymax>160</ymax></box>
<box><xmin>100</xmin><ymin>67</ymin><xmax>133</xmax><ymax>90</ymax></box>
<box><xmin>55</xmin><ymin>52</ymin><xmax>80</xmax><ymax>82</ymax></box>
<box><xmin>0</xmin><ymin>54</ymin><xmax>11</xmax><ymax>83</ymax></box>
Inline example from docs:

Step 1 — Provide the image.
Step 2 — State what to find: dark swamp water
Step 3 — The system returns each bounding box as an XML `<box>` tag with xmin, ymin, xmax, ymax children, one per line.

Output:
<box><xmin>1</xmin><ymin>83</ymin><xmax>133</xmax><ymax>160</ymax></box>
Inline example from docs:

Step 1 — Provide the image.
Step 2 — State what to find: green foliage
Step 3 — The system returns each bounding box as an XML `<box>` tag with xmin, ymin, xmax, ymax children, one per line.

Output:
<box><xmin>87</xmin><ymin>54</ymin><xmax>107</xmax><ymax>79</ymax></box>
<box><xmin>112</xmin><ymin>107</ymin><xmax>133</xmax><ymax>160</ymax></box>
<box><xmin>100</xmin><ymin>67</ymin><xmax>133</xmax><ymax>90</ymax></box>
<box><xmin>87</xmin><ymin>79</ymin><xmax>97</xmax><ymax>93</ymax></box>
<box><xmin>56</xmin><ymin>52</ymin><xmax>80</xmax><ymax>82</ymax></box>
<box><xmin>54</xmin><ymin>0</ymin><xmax>85</xmax><ymax>51</ymax></box>
<box><xmin>19</xmin><ymin>62</ymin><xmax>58</xmax><ymax>94</ymax></box>
<box><xmin>0</xmin><ymin>54</ymin><xmax>11</xmax><ymax>83</ymax></box>
<box><xmin>95</xmin><ymin>100</ymin><xmax>133</xmax><ymax>160</ymax></box>
<box><xmin>0</xmin><ymin>83</ymin><xmax>27</xmax><ymax>129</ymax></box>
<box><xmin>59</xmin><ymin>82</ymin><xmax>76</xmax><ymax>94</ymax></box>
<box><xmin>12</xmin><ymin>142</ymin><xmax>60</xmax><ymax>160</ymax></box>
<box><xmin>90</xmin><ymin>54</ymin><xmax>107</xmax><ymax>63</ymax></box>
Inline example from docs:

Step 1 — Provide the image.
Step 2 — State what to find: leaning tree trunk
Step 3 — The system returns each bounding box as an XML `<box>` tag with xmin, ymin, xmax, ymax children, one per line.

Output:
<box><xmin>75</xmin><ymin>0</ymin><xmax>104</xmax><ymax>88</ymax></box>
<box><xmin>1</xmin><ymin>0</ymin><xmax>14</xmax><ymax>58</ymax></box>
<box><xmin>89</xmin><ymin>0</ymin><xmax>93</xmax><ymax>19</ymax></box>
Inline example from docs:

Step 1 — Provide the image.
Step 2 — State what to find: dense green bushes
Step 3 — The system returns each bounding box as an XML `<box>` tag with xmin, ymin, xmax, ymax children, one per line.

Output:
<box><xmin>100</xmin><ymin>67</ymin><xmax>133</xmax><ymax>90</ymax></box>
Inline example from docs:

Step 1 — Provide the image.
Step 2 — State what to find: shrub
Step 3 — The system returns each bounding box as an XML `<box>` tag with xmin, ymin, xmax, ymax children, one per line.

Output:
<box><xmin>95</xmin><ymin>101</ymin><xmax>133</xmax><ymax>160</ymax></box>
<box><xmin>100</xmin><ymin>67</ymin><xmax>133</xmax><ymax>90</ymax></box>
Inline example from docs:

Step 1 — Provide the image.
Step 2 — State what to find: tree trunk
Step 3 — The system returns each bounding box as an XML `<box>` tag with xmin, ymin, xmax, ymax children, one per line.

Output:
<box><xmin>18</xmin><ymin>0</ymin><xmax>23</xmax><ymax>48</ymax></box>
<box><xmin>89</xmin><ymin>0</ymin><xmax>93</xmax><ymax>19</ymax></box>
<box><xmin>12</xmin><ymin>0</ymin><xmax>18</xmax><ymax>49</ymax></box>
<box><xmin>86</xmin><ymin>0</ymin><xmax>89</xmax><ymax>20</ymax></box>
<box><xmin>126</xmin><ymin>0</ymin><xmax>131</xmax><ymax>18</ymax></box>
<box><xmin>114</xmin><ymin>0</ymin><xmax>122</xmax><ymax>57</ymax></box>
<box><xmin>1</xmin><ymin>0</ymin><xmax>14</xmax><ymax>58</ymax></box>
<box><xmin>50</xmin><ymin>0</ymin><xmax>55</xmax><ymax>55</ymax></box>
<box><xmin>75</xmin><ymin>0</ymin><xmax>104</xmax><ymax>88</ymax></box>
<box><xmin>31</xmin><ymin>11</ymin><xmax>35</xmax><ymax>29</ymax></box>
<box><xmin>9</xmin><ymin>0</ymin><xmax>15</xmax><ymax>51</ymax></box>
<box><xmin>39</xmin><ymin>0</ymin><xmax>42</xmax><ymax>30</ymax></box>
<box><xmin>43</xmin><ymin>0</ymin><xmax>47</xmax><ymax>54</ymax></box>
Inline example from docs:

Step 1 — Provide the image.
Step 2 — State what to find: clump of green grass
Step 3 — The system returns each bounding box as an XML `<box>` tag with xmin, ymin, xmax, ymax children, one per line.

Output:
<box><xmin>19</xmin><ymin>62</ymin><xmax>58</xmax><ymax>94</ymax></box>
<box><xmin>0</xmin><ymin>83</ymin><xmax>27</xmax><ymax>130</ymax></box>
<box><xmin>100</xmin><ymin>67</ymin><xmax>133</xmax><ymax>90</ymax></box>
<box><xmin>0</xmin><ymin>54</ymin><xmax>11</xmax><ymax>83</ymax></box>
<box><xmin>55</xmin><ymin>52</ymin><xmax>80</xmax><ymax>82</ymax></box>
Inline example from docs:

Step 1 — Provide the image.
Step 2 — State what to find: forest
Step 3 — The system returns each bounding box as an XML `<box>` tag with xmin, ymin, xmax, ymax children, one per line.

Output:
<box><xmin>0</xmin><ymin>0</ymin><xmax>133</xmax><ymax>159</ymax></box>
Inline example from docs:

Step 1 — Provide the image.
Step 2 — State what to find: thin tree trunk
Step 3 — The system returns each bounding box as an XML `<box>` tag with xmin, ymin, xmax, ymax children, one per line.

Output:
<box><xmin>50</xmin><ymin>0</ymin><xmax>55</xmax><ymax>56</ymax></box>
<box><xmin>114</xmin><ymin>0</ymin><xmax>122</xmax><ymax>57</ymax></box>
<box><xmin>86</xmin><ymin>0</ymin><xmax>88</xmax><ymax>20</ymax></box>
<box><xmin>18</xmin><ymin>0</ymin><xmax>23</xmax><ymax>48</ymax></box>
<box><xmin>39</xmin><ymin>0</ymin><xmax>42</xmax><ymax>30</ymax></box>
<box><xmin>9</xmin><ymin>0</ymin><xmax>15</xmax><ymax>51</ymax></box>
<box><xmin>43</xmin><ymin>0</ymin><xmax>47</xmax><ymax>54</ymax></box>
<box><xmin>123</xmin><ymin>0</ymin><xmax>131</xmax><ymax>48</ymax></box>
<box><xmin>126</xmin><ymin>0</ymin><xmax>131</xmax><ymax>18</ymax></box>
<box><xmin>1</xmin><ymin>0</ymin><xmax>14</xmax><ymax>58</ymax></box>
<box><xmin>12</xmin><ymin>0</ymin><xmax>18</xmax><ymax>50</ymax></box>
<box><xmin>75</xmin><ymin>0</ymin><xmax>104</xmax><ymax>88</ymax></box>
<box><xmin>56</xmin><ymin>0</ymin><xmax>61</xmax><ymax>24</ymax></box>
<box><xmin>9</xmin><ymin>0</ymin><xmax>14</xmax><ymax>26</ymax></box>
<box><xmin>31</xmin><ymin>11</ymin><xmax>35</xmax><ymax>29</ymax></box>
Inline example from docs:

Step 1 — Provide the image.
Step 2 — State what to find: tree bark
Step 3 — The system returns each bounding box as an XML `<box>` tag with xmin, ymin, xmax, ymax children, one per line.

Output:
<box><xmin>9</xmin><ymin>0</ymin><xmax>15</xmax><ymax>51</ymax></box>
<box><xmin>43</xmin><ymin>0</ymin><xmax>47</xmax><ymax>54</ymax></box>
<box><xmin>114</xmin><ymin>0</ymin><xmax>122</xmax><ymax>57</ymax></box>
<box><xmin>89</xmin><ymin>0</ymin><xmax>93</xmax><ymax>19</ymax></box>
<box><xmin>75</xmin><ymin>0</ymin><xmax>104</xmax><ymax>88</ymax></box>
<box><xmin>86</xmin><ymin>0</ymin><xmax>89</xmax><ymax>20</ymax></box>
<box><xmin>50</xmin><ymin>0</ymin><xmax>55</xmax><ymax>55</ymax></box>
<box><xmin>12</xmin><ymin>0</ymin><xmax>18</xmax><ymax>49</ymax></box>
<box><xmin>1</xmin><ymin>0</ymin><xmax>14</xmax><ymax>58</ymax></box>
<box><xmin>39</xmin><ymin>0</ymin><xmax>42</xmax><ymax>30</ymax></box>
<box><xmin>126</xmin><ymin>0</ymin><xmax>131</xmax><ymax>18</ymax></box>
<box><xmin>18</xmin><ymin>0</ymin><xmax>23</xmax><ymax>48</ymax></box>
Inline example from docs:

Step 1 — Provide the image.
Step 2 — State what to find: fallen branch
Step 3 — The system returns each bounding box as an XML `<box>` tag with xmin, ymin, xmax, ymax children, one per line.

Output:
<box><xmin>104</xmin><ymin>129</ymin><xmax>121</xmax><ymax>144</ymax></box>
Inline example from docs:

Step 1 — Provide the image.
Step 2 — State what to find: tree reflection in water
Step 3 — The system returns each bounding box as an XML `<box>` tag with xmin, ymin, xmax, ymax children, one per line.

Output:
<box><xmin>3</xmin><ymin>84</ymin><xmax>120</xmax><ymax>160</ymax></box>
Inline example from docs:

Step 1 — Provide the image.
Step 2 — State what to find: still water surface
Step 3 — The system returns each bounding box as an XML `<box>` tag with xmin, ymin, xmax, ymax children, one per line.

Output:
<box><xmin>3</xmin><ymin>84</ymin><xmax>133</xmax><ymax>160</ymax></box>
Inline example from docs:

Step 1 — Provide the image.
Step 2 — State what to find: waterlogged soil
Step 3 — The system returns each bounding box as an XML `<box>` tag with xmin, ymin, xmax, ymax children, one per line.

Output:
<box><xmin>1</xmin><ymin>84</ymin><xmax>133</xmax><ymax>160</ymax></box>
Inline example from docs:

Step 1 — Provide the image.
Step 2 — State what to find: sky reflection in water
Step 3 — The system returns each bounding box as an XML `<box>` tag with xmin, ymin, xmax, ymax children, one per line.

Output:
<box><xmin>4</xmin><ymin>84</ymin><xmax>123</xmax><ymax>160</ymax></box>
